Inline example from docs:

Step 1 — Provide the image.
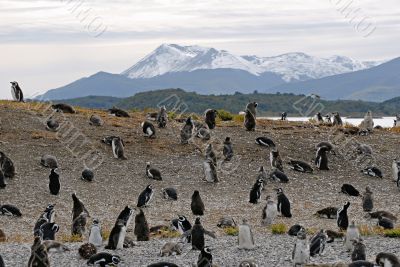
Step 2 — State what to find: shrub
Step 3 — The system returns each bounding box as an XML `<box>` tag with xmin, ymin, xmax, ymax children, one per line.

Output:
<box><xmin>61</xmin><ymin>234</ymin><xmax>83</xmax><ymax>243</ymax></box>
<box><xmin>271</xmin><ymin>223</ymin><xmax>287</xmax><ymax>234</ymax></box>
<box><xmin>233</xmin><ymin>114</ymin><xmax>244</xmax><ymax>123</ymax></box>
<box><xmin>223</xmin><ymin>226</ymin><xmax>239</xmax><ymax>236</ymax></box>
<box><xmin>384</xmin><ymin>228</ymin><xmax>400</xmax><ymax>238</ymax></box>
<box><xmin>217</xmin><ymin>110</ymin><xmax>234</xmax><ymax>121</ymax></box>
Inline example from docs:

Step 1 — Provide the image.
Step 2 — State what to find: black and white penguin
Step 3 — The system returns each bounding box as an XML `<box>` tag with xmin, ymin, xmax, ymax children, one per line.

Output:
<box><xmin>315</xmin><ymin>112</ymin><xmax>324</xmax><ymax>123</ymax></box>
<box><xmin>0</xmin><ymin>151</ymin><xmax>15</xmax><ymax>179</ymax></box>
<box><xmin>112</xmin><ymin>137</ymin><xmax>127</xmax><ymax>160</ymax></box>
<box><xmin>238</xmin><ymin>219</ymin><xmax>255</xmax><ymax>250</ymax></box>
<box><xmin>89</xmin><ymin>114</ymin><xmax>103</xmax><ymax>126</ymax></box>
<box><xmin>309</xmin><ymin>229</ymin><xmax>327</xmax><ymax>257</ymax></box>
<box><xmin>141</xmin><ymin>121</ymin><xmax>156</xmax><ymax>138</ymax></box>
<box><xmin>72</xmin><ymin>212</ymin><xmax>88</xmax><ymax>237</ymax></box>
<box><xmin>41</xmin><ymin>204</ymin><xmax>56</xmax><ymax>222</ymax></box>
<box><xmin>366</xmin><ymin>211</ymin><xmax>397</xmax><ymax>222</ymax></box>
<box><xmin>81</xmin><ymin>168</ymin><xmax>94</xmax><ymax>182</ymax></box>
<box><xmin>28</xmin><ymin>237</ymin><xmax>49</xmax><ymax>267</ymax></box>
<box><xmin>156</xmin><ymin>105</ymin><xmax>168</xmax><ymax>128</ymax></box>
<box><xmin>205</xmin><ymin>143</ymin><xmax>217</xmax><ymax>165</ymax></box>
<box><xmin>137</xmin><ymin>184</ymin><xmax>154</xmax><ymax>208</ymax></box>
<box><xmin>204</xmin><ymin>109</ymin><xmax>218</xmax><ymax>130</ymax></box>
<box><xmin>255</xmin><ymin>137</ymin><xmax>276</xmax><ymax>148</ymax></box>
<box><xmin>46</xmin><ymin>118</ymin><xmax>60</xmax><ymax>132</ymax></box>
<box><xmin>217</xmin><ymin>217</ymin><xmax>236</xmax><ymax>228</ymax></box>
<box><xmin>49</xmin><ymin>168</ymin><xmax>61</xmax><ymax>195</ymax></box>
<box><xmin>41</xmin><ymin>154</ymin><xmax>59</xmax><ymax>169</ymax></box>
<box><xmin>105</xmin><ymin>219</ymin><xmax>127</xmax><ymax>250</ymax></box>
<box><xmin>134</xmin><ymin>208</ymin><xmax>150</xmax><ymax>241</ymax></box>
<box><xmin>191</xmin><ymin>190</ymin><xmax>205</xmax><ymax>216</ymax></box>
<box><xmin>0</xmin><ymin>204</ymin><xmax>22</xmax><ymax>217</ymax></box>
<box><xmin>117</xmin><ymin>206</ymin><xmax>134</xmax><ymax>228</ymax></box>
<box><xmin>316</xmin><ymin>141</ymin><xmax>335</xmax><ymax>153</ymax></box>
<box><xmin>10</xmin><ymin>81</ymin><xmax>24</xmax><ymax>102</ymax></box>
<box><xmin>162</xmin><ymin>188</ymin><xmax>178</xmax><ymax>200</ymax></box>
<box><xmin>337</xmin><ymin>202</ymin><xmax>350</xmax><ymax>230</ymax></box>
<box><xmin>249</xmin><ymin>179</ymin><xmax>263</xmax><ymax>204</ymax></box>
<box><xmin>146</xmin><ymin>162</ymin><xmax>162</xmax><ymax>180</ymax></box>
<box><xmin>42</xmin><ymin>240</ymin><xmax>69</xmax><ymax>253</ymax></box>
<box><xmin>270</xmin><ymin>168</ymin><xmax>289</xmax><ymax>183</ymax></box>
<box><xmin>270</xmin><ymin>150</ymin><xmax>284</xmax><ymax>172</ymax></box>
<box><xmin>203</xmin><ymin>158</ymin><xmax>218</xmax><ymax>183</ymax></box>
<box><xmin>244</xmin><ymin>109</ymin><xmax>256</xmax><ymax>131</ymax></box>
<box><xmin>72</xmin><ymin>193</ymin><xmax>89</xmax><ymax>221</ymax></box>
<box><xmin>276</xmin><ymin>188</ymin><xmax>291</xmax><ymax>218</ymax></box>
<box><xmin>108</xmin><ymin>107</ymin><xmax>130</xmax><ymax>117</ymax></box>
<box><xmin>52</xmin><ymin>103</ymin><xmax>76</xmax><ymax>113</ymax></box>
<box><xmin>341</xmin><ymin>184</ymin><xmax>360</xmax><ymax>196</ymax></box>
<box><xmin>362</xmin><ymin>166</ymin><xmax>383</xmax><ymax>178</ymax></box>
<box><xmin>262</xmin><ymin>196</ymin><xmax>278</xmax><ymax>226</ymax></box>
<box><xmin>180</xmin><ymin>117</ymin><xmax>194</xmax><ymax>144</ymax></box>
<box><xmin>257</xmin><ymin>166</ymin><xmax>268</xmax><ymax>189</ymax></box>
<box><xmin>292</xmin><ymin>228</ymin><xmax>309</xmax><ymax>266</ymax></box>
<box><xmin>196</xmin><ymin>126</ymin><xmax>211</xmax><ymax>141</ymax></box>
<box><xmin>315</xmin><ymin>146</ymin><xmax>329</xmax><ymax>170</ymax></box>
<box><xmin>288</xmin><ymin>224</ymin><xmax>305</xmax><ymax>236</ymax></box>
<box><xmin>314</xmin><ymin>207</ymin><xmax>338</xmax><ymax>219</ymax></box>
<box><xmin>345</xmin><ymin>221</ymin><xmax>360</xmax><ymax>251</ymax></box>
<box><xmin>324</xmin><ymin>114</ymin><xmax>332</xmax><ymax>123</ymax></box>
<box><xmin>190</xmin><ymin>217</ymin><xmax>216</xmax><ymax>251</ymax></box>
<box><xmin>362</xmin><ymin>186</ymin><xmax>373</xmax><ymax>212</ymax></box>
<box><xmin>332</xmin><ymin>112</ymin><xmax>343</xmax><ymax>126</ymax></box>
<box><xmin>288</xmin><ymin>160</ymin><xmax>313</xmax><ymax>173</ymax></box>
<box><xmin>87</xmin><ymin>252</ymin><xmax>121</xmax><ymax>266</ymax></box>
<box><xmin>392</xmin><ymin>159</ymin><xmax>400</xmax><ymax>182</ymax></box>
<box><xmin>102</xmin><ymin>136</ymin><xmax>124</xmax><ymax>146</ymax></box>
<box><xmin>378</xmin><ymin>216</ymin><xmax>394</xmax><ymax>229</ymax></box>
<box><xmin>223</xmin><ymin>137</ymin><xmax>234</xmax><ymax>161</ymax></box>
<box><xmin>246</xmin><ymin>102</ymin><xmax>258</xmax><ymax>118</ymax></box>
<box><xmin>0</xmin><ymin>169</ymin><xmax>7</xmax><ymax>189</ymax></box>
<box><xmin>375</xmin><ymin>252</ymin><xmax>400</xmax><ymax>267</ymax></box>
<box><xmin>197</xmin><ymin>247</ymin><xmax>213</xmax><ymax>267</ymax></box>
<box><xmin>40</xmin><ymin>222</ymin><xmax>59</xmax><ymax>240</ymax></box>
<box><xmin>351</xmin><ymin>239</ymin><xmax>366</xmax><ymax>262</ymax></box>
<box><xmin>176</xmin><ymin>215</ymin><xmax>192</xmax><ymax>243</ymax></box>
<box><xmin>281</xmin><ymin>112</ymin><xmax>287</xmax><ymax>121</ymax></box>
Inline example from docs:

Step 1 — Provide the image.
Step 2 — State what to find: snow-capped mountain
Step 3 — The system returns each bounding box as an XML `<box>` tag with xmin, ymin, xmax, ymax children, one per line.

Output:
<box><xmin>122</xmin><ymin>44</ymin><xmax>381</xmax><ymax>82</ymax></box>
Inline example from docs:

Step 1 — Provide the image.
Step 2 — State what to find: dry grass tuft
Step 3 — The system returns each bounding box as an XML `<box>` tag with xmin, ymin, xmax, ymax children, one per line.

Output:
<box><xmin>271</xmin><ymin>223</ymin><xmax>287</xmax><ymax>235</ymax></box>
<box><xmin>60</xmin><ymin>234</ymin><xmax>84</xmax><ymax>243</ymax></box>
<box><xmin>150</xmin><ymin>226</ymin><xmax>181</xmax><ymax>239</ymax></box>
<box><xmin>223</xmin><ymin>226</ymin><xmax>239</xmax><ymax>236</ymax></box>
<box><xmin>383</xmin><ymin>228</ymin><xmax>400</xmax><ymax>238</ymax></box>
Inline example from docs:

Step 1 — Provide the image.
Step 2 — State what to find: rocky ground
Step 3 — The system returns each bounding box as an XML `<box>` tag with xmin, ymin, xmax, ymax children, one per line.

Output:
<box><xmin>0</xmin><ymin>100</ymin><xmax>399</xmax><ymax>266</ymax></box>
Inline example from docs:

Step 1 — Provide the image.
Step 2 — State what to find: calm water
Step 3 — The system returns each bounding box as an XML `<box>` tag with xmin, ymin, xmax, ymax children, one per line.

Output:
<box><xmin>261</xmin><ymin>117</ymin><xmax>396</xmax><ymax>128</ymax></box>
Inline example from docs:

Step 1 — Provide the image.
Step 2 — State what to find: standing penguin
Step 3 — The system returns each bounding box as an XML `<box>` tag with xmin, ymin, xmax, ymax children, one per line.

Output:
<box><xmin>141</xmin><ymin>121</ymin><xmax>156</xmax><ymax>138</ymax></box>
<box><xmin>205</xmin><ymin>144</ymin><xmax>217</xmax><ymax>165</ymax></box>
<box><xmin>276</xmin><ymin>188</ymin><xmax>292</xmax><ymax>218</ymax></box>
<box><xmin>190</xmin><ymin>217</ymin><xmax>215</xmax><ymax>251</ymax></box>
<box><xmin>246</xmin><ymin>102</ymin><xmax>258</xmax><ymax>119</ymax></box>
<box><xmin>105</xmin><ymin>219</ymin><xmax>127</xmax><ymax>250</ymax></box>
<box><xmin>156</xmin><ymin>106</ymin><xmax>168</xmax><ymax>128</ymax></box>
<box><xmin>315</xmin><ymin>146</ymin><xmax>329</xmax><ymax>170</ymax></box>
<box><xmin>244</xmin><ymin>109</ymin><xmax>256</xmax><ymax>131</ymax></box>
<box><xmin>180</xmin><ymin>117</ymin><xmax>194</xmax><ymax>144</ymax></box>
<box><xmin>238</xmin><ymin>219</ymin><xmax>255</xmax><ymax>250</ymax></box>
<box><xmin>117</xmin><ymin>206</ymin><xmax>134</xmax><ymax>229</ymax></box>
<box><xmin>175</xmin><ymin>215</ymin><xmax>192</xmax><ymax>243</ymax></box>
<box><xmin>360</xmin><ymin>111</ymin><xmax>374</xmax><ymax>132</ymax></box>
<box><xmin>10</xmin><ymin>81</ymin><xmax>24</xmax><ymax>102</ymax></box>
<box><xmin>197</xmin><ymin>247</ymin><xmax>213</xmax><ymax>267</ymax></box>
<box><xmin>309</xmin><ymin>230</ymin><xmax>328</xmax><ymax>257</ymax></box>
<box><xmin>362</xmin><ymin>186</ymin><xmax>373</xmax><ymax>212</ymax></box>
<box><xmin>137</xmin><ymin>185</ymin><xmax>154</xmax><ymax>208</ymax></box>
<box><xmin>270</xmin><ymin>149</ymin><xmax>284</xmax><ymax>172</ymax></box>
<box><xmin>88</xmin><ymin>219</ymin><xmax>103</xmax><ymax>247</ymax></box>
<box><xmin>112</xmin><ymin>137</ymin><xmax>127</xmax><ymax>160</ymax></box>
<box><xmin>0</xmin><ymin>152</ymin><xmax>15</xmax><ymax>179</ymax></box>
<box><xmin>134</xmin><ymin>208</ymin><xmax>150</xmax><ymax>241</ymax></box>
<box><xmin>249</xmin><ymin>179</ymin><xmax>263</xmax><ymax>204</ymax></box>
<box><xmin>72</xmin><ymin>212</ymin><xmax>88</xmax><ymax>237</ymax></box>
<box><xmin>146</xmin><ymin>162</ymin><xmax>162</xmax><ymax>181</ymax></box>
<box><xmin>262</xmin><ymin>196</ymin><xmax>278</xmax><ymax>226</ymax></box>
<box><xmin>337</xmin><ymin>202</ymin><xmax>350</xmax><ymax>230</ymax></box>
<box><xmin>204</xmin><ymin>109</ymin><xmax>218</xmax><ymax>130</ymax></box>
<box><xmin>351</xmin><ymin>239</ymin><xmax>366</xmax><ymax>261</ymax></box>
<box><xmin>315</xmin><ymin>112</ymin><xmax>324</xmax><ymax>123</ymax></box>
<box><xmin>28</xmin><ymin>237</ymin><xmax>49</xmax><ymax>267</ymax></box>
<box><xmin>223</xmin><ymin>137</ymin><xmax>234</xmax><ymax>161</ymax></box>
<box><xmin>191</xmin><ymin>191</ymin><xmax>205</xmax><ymax>216</ymax></box>
<box><xmin>392</xmin><ymin>159</ymin><xmax>400</xmax><ymax>182</ymax></box>
<box><xmin>49</xmin><ymin>169</ymin><xmax>61</xmax><ymax>195</ymax></box>
<box><xmin>72</xmin><ymin>193</ymin><xmax>89</xmax><ymax>221</ymax></box>
<box><xmin>344</xmin><ymin>221</ymin><xmax>360</xmax><ymax>251</ymax></box>
<box><xmin>40</xmin><ymin>222</ymin><xmax>59</xmax><ymax>240</ymax></box>
<box><xmin>292</xmin><ymin>228</ymin><xmax>309</xmax><ymax>267</ymax></box>
<box><xmin>332</xmin><ymin>112</ymin><xmax>343</xmax><ymax>126</ymax></box>
<box><xmin>0</xmin><ymin>170</ymin><xmax>6</xmax><ymax>189</ymax></box>
<box><xmin>203</xmin><ymin>158</ymin><xmax>218</xmax><ymax>183</ymax></box>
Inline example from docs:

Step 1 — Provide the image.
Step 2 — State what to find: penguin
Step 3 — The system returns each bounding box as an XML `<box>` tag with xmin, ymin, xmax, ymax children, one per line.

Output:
<box><xmin>361</xmin><ymin>166</ymin><xmax>383</xmax><ymax>178</ymax></box>
<box><xmin>392</xmin><ymin>159</ymin><xmax>400</xmax><ymax>182</ymax></box>
<box><xmin>257</xmin><ymin>166</ymin><xmax>268</xmax><ymax>189</ymax></box>
<box><xmin>40</xmin><ymin>222</ymin><xmax>59</xmax><ymax>240</ymax></box>
<box><xmin>246</xmin><ymin>102</ymin><xmax>258</xmax><ymax>118</ymax></box>
<box><xmin>196</xmin><ymin>127</ymin><xmax>211</xmax><ymax>141</ymax></box>
<box><xmin>378</xmin><ymin>216</ymin><xmax>394</xmax><ymax>229</ymax></box>
<box><xmin>141</xmin><ymin>121</ymin><xmax>156</xmax><ymax>138</ymax></box>
<box><xmin>41</xmin><ymin>154</ymin><xmax>59</xmax><ymax>169</ymax></box>
<box><xmin>28</xmin><ymin>236</ymin><xmax>50</xmax><ymax>267</ymax></box>
<box><xmin>217</xmin><ymin>217</ymin><xmax>236</xmax><ymax>228</ymax></box>
<box><xmin>0</xmin><ymin>254</ymin><xmax>3</xmax><ymax>267</ymax></box>
<box><xmin>316</xmin><ymin>142</ymin><xmax>335</xmax><ymax>154</ymax></box>
<box><xmin>375</xmin><ymin>252</ymin><xmax>400</xmax><ymax>267</ymax></box>
<box><xmin>281</xmin><ymin>112</ymin><xmax>287</xmax><ymax>121</ymax></box>
<box><xmin>337</xmin><ymin>202</ymin><xmax>350</xmax><ymax>230</ymax></box>
<box><xmin>255</xmin><ymin>137</ymin><xmax>276</xmax><ymax>148</ymax></box>
<box><xmin>34</xmin><ymin>204</ymin><xmax>55</xmax><ymax>236</ymax></box>
<box><xmin>360</xmin><ymin>111</ymin><xmax>374</xmax><ymax>132</ymax></box>
<box><xmin>191</xmin><ymin>190</ymin><xmax>205</xmax><ymax>216</ymax></box>
<box><xmin>205</xmin><ymin>143</ymin><xmax>217</xmax><ymax>165</ymax></box>
<box><xmin>88</xmin><ymin>219</ymin><xmax>103</xmax><ymax>247</ymax></box>
<box><xmin>108</xmin><ymin>106</ymin><xmax>130</xmax><ymax>117</ymax></box>
<box><xmin>180</xmin><ymin>117</ymin><xmax>194</xmax><ymax>144</ymax></box>
<box><xmin>315</xmin><ymin>146</ymin><xmax>329</xmax><ymax>170</ymax></box>
<box><xmin>146</xmin><ymin>162</ymin><xmax>162</xmax><ymax>180</ymax></box>
<box><xmin>270</xmin><ymin>168</ymin><xmax>289</xmax><ymax>183</ymax></box>
<box><xmin>366</xmin><ymin>211</ymin><xmax>397</xmax><ymax>222</ymax></box>
<box><xmin>87</xmin><ymin>252</ymin><xmax>121</xmax><ymax>266</ymax></box>
<box><xmin>362</xmin><ymin>186</ymin><xmax>373</xmax><ymax>212</ymax></box>
<box><xmin>309</xmin><ymin>230</ymin><xmax>327</xmax><ymax>257</ymax></box>
<box><xmin>190</xmin><ymin>217</ymin><xmax>215</xmax><ymax>251</ymax></box>
<box><xmin>244</xmin><ymin>109</ymin><xmax>256</xmax><ymax>131</ymax></box>
<box><xmin>341</xmin><ymin>184</ymin><xmax>360</xmax><ymax>196</ymax></box>
<box><xmin>356</xmin><ymin>143</ymin><xmax>373</xmax><ymax>155</ymax></box>
<box><xmin>249</xmin><ymin>178</ymin><xmax>263</xmax><ymax>204</ymax></box>
<box><xmin>314</xmin><ymin>207</ymin><xmax>338</xmax><ymax>219</ymax></box>
<box><xmin>72</xmin><ymin>193</ymin><xmax>89</xmax><ymax>221</ymax></box>
<box><xmin>270</xmin><ymin>149</ymin><xmax>284</xmax><ymax>172</ymax></box>
<box><xmin>197</xmin><ymin>247</ymin><xmax>213</xmax><ymax>267</ymax></box>
<box><xmin>288</xmin><ymin>225</ymin><xmax>305</xmax><ymax>236</ymax></box>
<box><xmin>351</xmin><ymin>239</ymin><xmax>366</xmax><ymax>262</ymax></box>
<box><xmin>82</xmin><ymin>168</ymin><xmax>94</xmax><ymax>182</ymax></box>
<box><xmin>288</xmin><ymin>160</ymin><xmax>313</xmax><ymax>173</ymax></box>
<box><xmin>102</xmin><ymin>136</ymin><xmax>124</xmax><ymax>146</ymax></box>
<box><xmin>49</xmin><ymin>168</ymin><xmax>61</xmax><ymax>195</ymax></box>
<box><xmin>0</xmin><ymin>204</ymin><xmax>22</xmax><ymax>217</ymax></box>
<box><xmin>105</xmin><ymin>219</ymin><xmax>127</xmax><ymax>250</ymax></box>
<box><xmin>137</xmin><ymin>184</ymin><xmax>154</xmax><ymax>208</ymax></box>
<box><xmin>238</xmin><ymin>219</ymin><xmax>255</xmax><ymax>250</ymax></box>
<box><xmin>89</xmin><ymin>114</ymin><xmax>103</xmax><ymax>126</ymax></box>
<box><xmin>292</xmin><ymin>228</ymin><xmax>310</xmax><ymax>267</ymax></box>
<box><xmin>332</xmin><ymin>112</ymin><xmax>343</xmax><ymax>126</ymax></box>
<box><xmin>315</xmin><ymin>112</ymin><xmax>324</xmax><ymax>123</ymax></box>
<box><xmin>223</xmin><ymin>137</ymin><xmax>234</xmax><ymax>161</ymax></box>
<box><xmin>0</xmin><ymin>169</ymin><xmax>6</xmax><ymax>189</ymax></box>
<box><xmin>112</xmin><ymin>137</ymin><xmax>127</xmax><ymax>160</ymax></box>
<box><xmin>276</xmin><ymin>188</ymin><xmax>292</xmax><ymax>218</ymax></box>
<box><xmin>204</xmin><ymin>109</ymin><xmax>218</xmax><ymax>129</ymax></box>
<box><xmin>51</xmin><ymin>103</ymin><xmax>76</xmax><ymax>114</ymax></box>
<box><xmin>162</xmin><ymin>188</ymin><xmax>178</xmax><ymax>200</ymax></box>
<box><xmin>156</xmin><ymin>105</ymin><xmax>168</xmax><ymax>128</ymax></box>
<box><xmin>239</xmin><ymin>260</ymin><xmax>258</xmax><ymax>267</ymax></box>
<box><xmin>134</xmin><ymin>208</ymin><xmax>150</xmax><ymax>241</ymax></box>
<box><xmin>344</xmin><ymin>221</ymin><xmax>360</xmax><ymax>251</ymax></box>
<box><xmin>203</xmin><ymin>158</ymin><xmax>218</xmax><ymax>183</ymax></box>
<box><xmin>42</xmin><ymin>240</ymin><xmax>70</xmax><ymax>252</ymax></box>
<box><xmin>176</xmin><ymin>215</ymin><xmax>192</xmax><ymax>243</ymax></box>
<box><xmin>10</xmin><ymin>81</ymin><xmax>24</xmax><ymax>102</ymax></box>
<box><xmin>160</xmin><ymin>242</ymin><xmax>183</xmax><ymax>256</ymax></box>
<box><xmin>72</xmin><ymin>212</ymin><xmax>88</xmax><ymax>237</ymax></box>
<box><xmin>326</xmin><ymin>230</ymin><xmax>345</xmax><ymax>243</ymax></box>
<box><xmin>324</xmin><ymin>114</ymin><xmax>332</xmax><ymax>123</ymax></box>
<box><xmin>46</xmin><ymin>118</ymin><xmax>60</xmax><ymax>132</ymax></box>
<box><xmin>117</xmin><ymin>206</ymin><xmax>134</xmax><ymax>228</ymax></box>
<box><xmin>0</xmin><ymin>152</ymin><xmax>15</xmax><ymax>178</ymax></box>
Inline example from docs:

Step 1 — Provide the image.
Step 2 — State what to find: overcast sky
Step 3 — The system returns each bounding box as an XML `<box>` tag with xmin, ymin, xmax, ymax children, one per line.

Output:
<box><xmin>0</xmin><ymin>0</ymin><xmax>399</xmax><ymax>99</ymax></box>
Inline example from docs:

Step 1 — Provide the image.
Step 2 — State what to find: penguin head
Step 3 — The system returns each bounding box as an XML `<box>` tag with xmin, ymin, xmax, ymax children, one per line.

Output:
<box><xmin>203</xmin><ymin>246</ymin><xmax>212</xmax><ymax>255</ymax></box>
<box><xmin>51</xmin><ymin>224</ymin><xmax>59</xmax><ymax>233</ymax></box>
<box><xmin>195</xmin><ymin>217</ymin><xmax>201</xmax><ymax>225</ymax></box>
<box><xmin>147</xmin><ymin>184</ymin><xmax>153</xmax><ymax>190</ymax></box>
<box><xmin>92</xmin><ymin>219</ymin><xmax>100</xmax><ymax>225</ymax></box>
<box><xmin>186</xmin><ymin>117</ymin><xmax>192</xmax><ymax>125</ymax></box>
<box><xmin>193</xmin><ymin>190</ymin><xmax>200</xmax><ymax>196</ymax></box>
<box><xmin>365</xmin><ymin>186</ymin><xmax>372</xmax><ymax>193</ymax></box>
<box><xmin>45</xmin><ymin>204</ymin><xmax>55</xmax><ymax>211</ymax></box>
<box><xmin>10</xmin><ymin>81</ymin><xmax>18</xmax><ymax>87</ymax></box>
<box><xmin>146</xmin><ymin>162</ymin><xmax>151</xmax><ymax>168</ymax></box>
<box><xmin>258</xmin><ymin>166</ymin><xmax>265</xmax><ymax>172</ymax></box>
<box><xmin>225</xmin><ymin>137</ymin><xmax>231</xmax><ymax>142</ymax></box>
<box><xmin>178</xmin><ymin>215</ymin><xmax>186</xmax><ymax>222</ymax></box>
<box><xmin>275</xmin><ymin>188</ymin><xmax>283</xmax><ymax>194</ymax></box>
<box><xmin>111</xmin><ymin>255</ymin><xmax>121</xmax><ymax>264</ymax></box>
